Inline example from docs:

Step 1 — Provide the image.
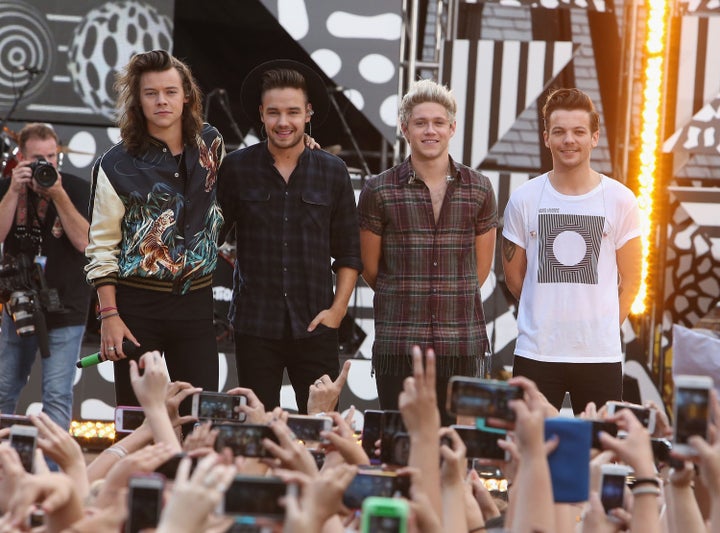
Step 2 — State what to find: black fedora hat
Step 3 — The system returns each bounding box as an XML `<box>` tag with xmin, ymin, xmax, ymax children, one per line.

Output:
<box><xmin>240</xmin><ymin>59</ymin><xmax>330</xmax><ymax>129</ymax></box>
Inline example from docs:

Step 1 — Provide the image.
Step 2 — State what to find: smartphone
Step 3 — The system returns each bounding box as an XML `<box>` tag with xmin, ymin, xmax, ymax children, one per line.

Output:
<box><xmin>343</xmin><ymin>470</ymin><xmax>411</xmax><ymax>509</ymax></box>
<box><xmin>126</xmin><ymin>474</ymin><xmax>164</xmax><ymax>533</ymax></box>
<box><xmin>379</xmin><ymin>410</ymin><xmax>406</xmax><ymax>464</ymax></box>
<box><xmin>590</xmin><ymin>420</ymin><xmax>619</xmax><ymax>449</ymax></box>
<box><xmin>451</xmin><ymin>425</ymin><xmax>508</xmax><ymax>461</ymax></box>
<box><xmin>191</xmin><ymin>392</ymin><xmax>247</xmax><ymax>423</ymax></box>
<box><xmin>9</xmin><ymin>425</ymin><xmax>38</xmax><ymax>473</ymax></box>
<box><xmin>362</xmin><ymin>410</ymin><xmax>383</xmax><ymax>463</ymax></box>
<box><xmin>446</xmin><ymin>377</ymin><xmax>522</xmax><ymax>421</ymax></box>
<box><xmin>287</xmin><ymin>414</ymin><xmax>332</xmax><ymax>443</ymax></box>
<box><xmin>154</xmin><ymin>453</ymin><xmax>198</xmax><ymax>480</ymax></box>
<box><xmin>213</xmin><ymin>423</ymin><xmax>279</xmax><ymax>457</ymax></box>
<box><xmin>389</xmin><ymin>432</ymin><xmax>411</xmax><ymax>466</ymax></box>
<box><xmin>673</xmin><ymin>375</ymin><xmax>713</xmax><ymax>456</ymax></box>
<box><xmin>221</xmin><ymin>476</ymin><xmax>290</xmax><ymax>519</ymax></box>
<box><xmin>0</xmin><ymin>414</ymin><xmax>32</xmax><ymax>430</ymax></box>
<box><xmin>600</xmin><ymin>464</ymin><xmax>629</xmax><ymax>513</ymax></box>
<box><xmin>361</xmin><ymin>496</ymin><xmax>409</xmax><ymax>533</ymax></box>
<box><xmin>114</xmin><ymin>406</ymin><xmax>145</xmax><ymax>433</ymax></box>
<box><xmin>605</xmin><ymin>402</ymin><xmax>656</xmax><ymax>434</ymax></box>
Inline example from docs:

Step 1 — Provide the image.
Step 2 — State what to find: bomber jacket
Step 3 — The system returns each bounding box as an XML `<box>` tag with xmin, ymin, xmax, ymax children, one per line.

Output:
<box><xmin>85</xmin><ymin>124</ymin><xmax>225</xmax><ymax>295</ymax></box>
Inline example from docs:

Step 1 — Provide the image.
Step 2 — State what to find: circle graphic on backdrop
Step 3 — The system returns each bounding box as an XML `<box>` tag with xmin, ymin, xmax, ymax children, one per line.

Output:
<box><xmin>67</xmin><ymin>0</ymin><xmax>173</xmax><ymax>120</ymax></box>
<box><xmin>0</xmin><ymin>0</ymin><xmax>54</xmax><ymax>105</ymax></box>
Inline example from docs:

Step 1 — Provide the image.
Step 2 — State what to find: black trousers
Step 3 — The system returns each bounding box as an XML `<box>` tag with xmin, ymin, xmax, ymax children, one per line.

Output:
<box><xmin>512</xmin><ymin>356</ymin><xmax>623</xmax><ymax>414</ymax></box>
<box><xmin>234</xmin><ymin>327</ymin><xmax>339</xmax><ymax>413</ymax></box>
<box><xmin>113</xmin><ymin>315</ymin><xmax>219</xmax><ymax>408</ymax></box>
<box><xmin>374</xmin><ymin>356</ymin><xmax>456</xmax><ymax>427</ymax></box>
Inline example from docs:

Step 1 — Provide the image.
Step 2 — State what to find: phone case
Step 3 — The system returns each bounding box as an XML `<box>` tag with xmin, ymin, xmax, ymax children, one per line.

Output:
<box><xmin>544</xmin><ymin>417</ymin><xmax>592</xmax><ymax>503</ymax></box>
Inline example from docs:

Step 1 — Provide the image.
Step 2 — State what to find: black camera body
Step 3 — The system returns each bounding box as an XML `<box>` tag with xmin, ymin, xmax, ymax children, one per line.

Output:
<box><xmin>29</xmin><ymin>157</ymin><xmax>57</xmax><ymax>188</ymax></box>
<box><xmin>0</xmin><ymin>254</ymin><xmax>63</xmax><ymax>344</ymax></box>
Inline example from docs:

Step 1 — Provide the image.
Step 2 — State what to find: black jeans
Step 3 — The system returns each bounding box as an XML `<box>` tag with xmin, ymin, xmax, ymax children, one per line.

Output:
<box><xmin>113</xmin><ymin>315</ymin><xmax>219</xmax><ymax>408</ymax></box>
<box><xmin>374</xmin><ymin>356</ymin><xmax>456</xmax><ymax>427</ymax></box>
<box><xmin>512</xmin><ymin>356</ymin><xmax>623</xmax><ymax>414</ymax></box>
<box><xmin>234</xmin><ymin>327</ymin><xmax>339</xmax><ymax>413</ymax></box>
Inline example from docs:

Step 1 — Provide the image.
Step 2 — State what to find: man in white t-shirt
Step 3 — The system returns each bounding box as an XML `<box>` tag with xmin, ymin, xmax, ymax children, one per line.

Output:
<box><xmin>502</xmin><ymin>88</ymin><xmax>642</xmax><ymax>413</ymax></box>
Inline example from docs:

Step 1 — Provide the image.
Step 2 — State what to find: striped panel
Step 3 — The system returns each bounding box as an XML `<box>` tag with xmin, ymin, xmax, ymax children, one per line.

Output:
<box><xmin>678</xmin><ymin>0</ymin><xmax>720</xmax><ymax>15</ymax></box>
<box><xmin>445</xmin><ymin>40</ymin><xmax>579</xmax><ymax>168</ymax></box>
<box><xmin>672</xmin><ymin>16</ymin><xmax>720</xmax><ymax>137</ymax></box>
<box><xmin>460</xmin><ymin>0</ymin><xmax>611</xmax><ymax>10</ymax></box>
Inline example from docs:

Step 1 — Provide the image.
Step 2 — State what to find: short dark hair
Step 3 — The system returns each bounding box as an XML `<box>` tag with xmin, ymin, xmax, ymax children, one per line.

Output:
<box><xmin>259</xmin><ymin>68</ymin><xmax>309</xmax><ymax>103</ymax></box>
<box><xmin>542</xmin><ymin>88</ymin><xmax>599</xmax><ymax>133</ymax></box>
<box><xmin>114</xmin><ymin>49</ymin><xmax>203</xmax><ymax>155</ymax></box>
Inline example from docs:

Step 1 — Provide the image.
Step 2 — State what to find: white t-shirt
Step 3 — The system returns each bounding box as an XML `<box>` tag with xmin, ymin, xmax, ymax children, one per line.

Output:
<box><xmin>502</xmin><ymin>172</ymin><xmax>641</xmax><ymax>363</ymax></box>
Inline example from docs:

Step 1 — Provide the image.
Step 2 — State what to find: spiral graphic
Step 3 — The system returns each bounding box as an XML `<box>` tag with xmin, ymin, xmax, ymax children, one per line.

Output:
<box><xmin>0</xmin><ymin>0</ymin><xmax>54</xmax><ymax>105</ymax></box>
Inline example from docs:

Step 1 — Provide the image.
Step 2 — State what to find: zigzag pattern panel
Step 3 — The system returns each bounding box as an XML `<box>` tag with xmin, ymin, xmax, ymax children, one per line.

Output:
<box><xmin>444</xmin><ymin>40</ymin><xmax>579</xmax><ymax>168</ymax></box>
<box><xmin>669</xmin><ymin>186</ymin><xmax>720</xmax><ymax>245</ymax></box>
<box><xmin>460</xmin><ymin>0</ymin><xmax>611</xmax><ymax>10</ymax></box>
<box><xmin>679</xmin><ymin>0</ymin><xmax>720</xmax><ymax>15</ymax></box>
<box><xmin>672</xmin><ymin>16</ymin><xmax>720</xmax><ymax>137</ymax></box>
<box><xmin>664</xmin><ymin>94</ymin><xmax>720</xmax><ymax>155</ymax></box>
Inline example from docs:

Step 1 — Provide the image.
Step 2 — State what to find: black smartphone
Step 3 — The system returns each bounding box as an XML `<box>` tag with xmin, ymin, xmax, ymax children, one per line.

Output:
<box><xmin>362</xmin><ymin>410</ymin><xmax>383</xmax><ymax>462</ymax></box>
<box><xmin>342</xmin><ymin>471</ymin><xmax>411</xmax><ymax>509</ymax></box>
<box><xmin>221</xmin><ymin>476</ymin><xmax>289</xmax><ymax>519</ymax></box>
<box><xmin>389</xmin><ymin>432</ymin><xmax>411</xmax><ymax>466</ymax></box>
<box><xmin>590</xmin><ymin>420</ymin><xmax>619</xmax><ymax>449</ymax></box>
<box><xmin>125</xmin><ymin>474</ymin><xmax>164</xmax><ymax>533</ymax></box>
<box><xmin>451</xmin><ymin>425</ymin><xmax>508</xmax><ymax>461</ymax></box>
<box><xmin>0</xmin><ymin>414</ymin><xmax>32</xmax><ymax>430</ymax></box>
<box><xmin>154</xmin><ymin>453</ymin><xmax>198</xmax><ymax>480</ymax></box>
<box><xmin>213</xmin><ymin>423</ymin><xmax>279</xmax><ymax>457</ymax></box>
<box><xmin>379</xmin><ymin>410</ymin><xmax>406</xmax><ymax>464</ymax></box>
<box><xmin>446</xmin><ymin>377</ymin><xmax>522</xmax><ymax>421</ymax></box>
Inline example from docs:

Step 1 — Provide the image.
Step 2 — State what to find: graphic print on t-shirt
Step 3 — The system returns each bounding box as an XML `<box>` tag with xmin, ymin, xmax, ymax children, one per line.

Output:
<box><xmin>537</xmin><ymin>213</ymin><xmax>604</xmax><ymax>284</ymax></box>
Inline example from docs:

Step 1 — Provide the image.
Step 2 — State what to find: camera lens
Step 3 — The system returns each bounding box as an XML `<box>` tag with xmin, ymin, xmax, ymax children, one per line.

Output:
<box><xmin>7</xmin><ymin>291</ymin><xmax>36</xmax><ymax>336</ymax></box>
<box><xmin>30</xmin><ymin>158</ymin><xmax>57</xmax><ymax>188</ymax></box>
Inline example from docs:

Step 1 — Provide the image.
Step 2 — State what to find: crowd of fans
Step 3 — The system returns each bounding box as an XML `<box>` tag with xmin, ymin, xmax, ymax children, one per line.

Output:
<box><xmin>0</xmin><ymin>347</ymin><xmax>718</xmax><ymax>533</ymax></box>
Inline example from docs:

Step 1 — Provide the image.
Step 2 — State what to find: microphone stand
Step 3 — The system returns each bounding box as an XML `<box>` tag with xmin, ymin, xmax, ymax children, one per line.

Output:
<box><xmin>326</xmin><ymin>88</ymin><xmax>372</xmax><ymax>183</ymax></box>
<box><xmin>206</xmin><ymin>88</ymin><xmax>248</xmax><ymax>150</ymax></box>
<box><xmin>0</xmin><ymin>70</ymin><xmax>39</xmax><ymax>135</ymax></box>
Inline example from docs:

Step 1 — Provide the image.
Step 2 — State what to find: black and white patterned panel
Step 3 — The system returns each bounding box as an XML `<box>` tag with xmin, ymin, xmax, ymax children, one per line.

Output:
<box><xmin>0</xmin><ymin>0</ymin><xmax>173</xmax><ymax>126</ymax></box>
<box><xmin>259</xmin><ymin>0</ymin><xmax>401</xmax><ymax>143</ymax></box>
<box><xmin>664</xmin><ymin>94</ymin><xmax>720</xmax><ymax>155</ymax></box>
<box><xmin>679</xmin><ymin>0</ymin><xmax>720</xmax><ymax>15</ymax></box>
<box><xmin>461</xmin><ymin>0</ymin><xmax>612</xmax><ymax>10</ymax></box>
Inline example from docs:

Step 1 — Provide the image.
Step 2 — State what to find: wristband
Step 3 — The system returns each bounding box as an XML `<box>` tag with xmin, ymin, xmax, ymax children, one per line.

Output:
<box><xmin>99</xmin><ymin>312</ymin><xmax>120</xmax><ymax>320</ymax></box>
<box><xmin>631</xmin><ymin>477</ymin><xmax>661</xmax><ymax>488</ymax></box>
<box><xmin>631</xmin><ymin>485</ymin><xmax>661</xmax><ymax>497</ymax></box>
<box><xmin>96</xmin><ymin>306</ymin><xmax>117</xmax><ymax>319</ymax></box>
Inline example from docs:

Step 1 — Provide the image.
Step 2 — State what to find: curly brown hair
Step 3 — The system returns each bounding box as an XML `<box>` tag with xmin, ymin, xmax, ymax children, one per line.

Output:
<box><xmin>542</xmin><ymin>88</ymin><xmax>599</xmax><ymax>133</ymax></box>
<box><xmin>114</xmin><ymin>49</ymin><xmax>203</xmax><ymax>155</ymax></box>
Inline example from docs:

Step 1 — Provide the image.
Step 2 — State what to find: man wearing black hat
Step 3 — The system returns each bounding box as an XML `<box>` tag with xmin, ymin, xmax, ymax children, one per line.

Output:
<box><xmin>218</xmin><ymin>60</ymin><xmax>362</xmax><ymax>412</ymax></box>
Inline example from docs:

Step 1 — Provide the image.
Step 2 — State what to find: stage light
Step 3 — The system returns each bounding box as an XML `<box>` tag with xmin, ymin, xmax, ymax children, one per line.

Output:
<box><xmin>70</xmin><ymin>420</ymin><xmax>116</xmax><ymax>451</ymax></box>
<box><xmin>632</xmin><ymin>0</ymin><xmax>670</xmax><ymax>315</ymax></box>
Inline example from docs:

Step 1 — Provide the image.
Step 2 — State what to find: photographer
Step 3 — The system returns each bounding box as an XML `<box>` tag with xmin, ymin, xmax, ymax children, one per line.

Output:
<box><xmin>0</xmin><ymin>122</ymin><xmax>91</xmax><ymax>432</ymax></box>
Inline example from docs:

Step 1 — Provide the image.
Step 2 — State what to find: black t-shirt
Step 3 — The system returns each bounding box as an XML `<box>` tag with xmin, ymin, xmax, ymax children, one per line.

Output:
<box><xmin>0</xmin><ymin>173</ymin><xmax>92</xmax><ymax>329</ymax></box>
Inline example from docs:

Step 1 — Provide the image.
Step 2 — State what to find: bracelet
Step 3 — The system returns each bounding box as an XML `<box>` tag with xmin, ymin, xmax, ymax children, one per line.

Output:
<box><xmin>99</xmin><ymin>312</ymin><xmax>120</xmax><ymax>320</ymax></box>
<box><xmin>631</xmin><ymin>477</ymin><xmax>661</xmax><ymax>488</ymax></box>
<box><xmin>631</xmin><ymin>486</ymin><xmax>661</xmax><ymax>497</ymax></box>
<box><xmin>97</xmin><ymin>306</ymin><xmax>117</xmax><ymax>314</ymax></box>
<box><xmin>104</xmin><ymin>444</ymin><xmax>128</xmax><ymax>458</ymax></box>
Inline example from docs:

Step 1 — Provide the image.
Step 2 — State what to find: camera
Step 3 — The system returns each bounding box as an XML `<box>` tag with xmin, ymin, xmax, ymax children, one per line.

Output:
<box><xmin>0</xmin><ymin>254</ymin><xmax>63</xmax><ymax>341</ymax></box>
<box><xmin>446</xmin><ymin>377</ymin><xmax>523</xmax><ymax>422</ymax></box>
<box><xmin>29</xmin><ymin>157</ymin><xmax>57</xmax><ymax>188</ymax></box>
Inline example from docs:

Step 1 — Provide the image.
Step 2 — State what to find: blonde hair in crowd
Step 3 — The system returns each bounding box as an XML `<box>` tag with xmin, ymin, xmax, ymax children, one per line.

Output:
<box><xmin>399</xmin><ymin>79</ymin><xmax>457</xmax><ymax>127</ymax></box>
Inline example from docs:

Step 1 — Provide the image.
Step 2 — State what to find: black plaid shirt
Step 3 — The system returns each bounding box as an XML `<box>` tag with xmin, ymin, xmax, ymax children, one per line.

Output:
<box><xmin>218</xmin><ymin>142</ymin><xmax>362</xmax><ymax>339</ymax></box>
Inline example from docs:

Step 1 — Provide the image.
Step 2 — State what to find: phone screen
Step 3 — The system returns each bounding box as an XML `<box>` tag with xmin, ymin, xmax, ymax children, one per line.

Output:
<box><xmin>380</xmin><ymin>411</ymin><xmax>406</xmax><ymax>464</ymax></box>
<box><xmin>127</xmin><ymin>485</ymin><xmax>162</xmax><ymax>533</ymax></box>
<box><xmin>117</xmin><ymin>408</ymin><xmax>145</xmax><ymax>432</ymax></box>
<box><xmin>213</xmin><ymin>424</ymin><xmax>278</xmax><ymax>457</ymax></box>
<box><xmin>448</xmin><ymin>379</ymin><xmax>522</xmax><ymax>420</ymax></box>
<box><xmin>614</xmin><ymin>404</ymin><xmax>653</xmax><ymax>429</ymax></box>
<box><xmin>367</xmin><ymin>515</ymin><xmax>403</xmax><ymax>533</ymax></box>
<box><xmin>453</xmin><ymin>426</ymin><xmax>506</xmax><ymax>460</ymax></box>
<box><xmin>590</xmin><ymin>420</ymin><xmax>618</xmax><ymax>449</ymax></box>
<box><xmin>287</xmin><ymin>416</ymin><xmax>328</xmax><ymax>442</ymax></box>
<box><xmin>600</xmin><ymin>473</ymin><xmax>626</xmax><ymax>512</ymax></box>
<box><xmin>199</xmin><ymin>393</ymin><xmax>246</xmax><ymax>422</ymax></box>
<box><xmin>362</xmin><ymin>411</ymin><xmax>383</xmax><ymax>461</ymax></box>
<box><xmin>675</xmin><ymin>386</ymin><xmax>710</xmax><ymax>445</ymax></box>
<box><xmin>343</xmin><ymin>472</ymin><xmax>410</xmax><ymax>509</ymax></box>
<box><xmin>10</xmin><ymin>433</ymin><xmax>35</xmax><ymax>472</ymax></box>
<box><xmin>224</xmin><ymin>477</ymin><xmax>286</xmax><ymax>518</ymax></box>
<box><xmin>0</xmin><ymin>415</ymin><xmax>32</xmax><ymax>430</ymax></box>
